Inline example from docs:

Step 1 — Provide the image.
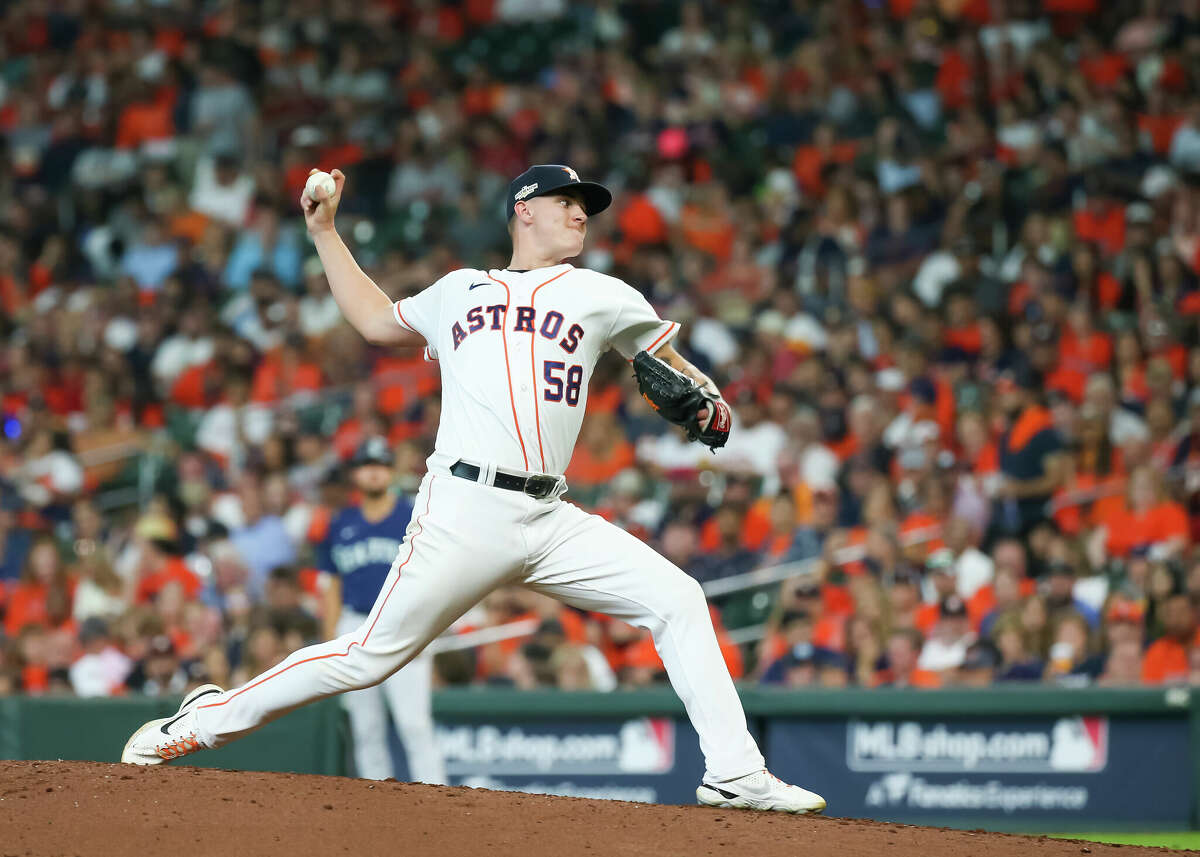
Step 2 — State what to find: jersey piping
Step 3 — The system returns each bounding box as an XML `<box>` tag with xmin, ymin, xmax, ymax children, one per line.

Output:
<box><xmin>197</xmin><ymin>476</ymin><xmax>437</xmax><ymax>713</ymax></box>
<box><xmin>393</xmin><ymin>302</ymin><xmax>417</xmax><ymax>332</ymax></box>
<box><xmin>485</xmin><ymin>272</ymin><xmax>530</xmax><ymax>470</ymax></box>
<box><xmin>527</xmin><ymin>267</ymin><xmax>572</xmax><ymax>472</ymax></box>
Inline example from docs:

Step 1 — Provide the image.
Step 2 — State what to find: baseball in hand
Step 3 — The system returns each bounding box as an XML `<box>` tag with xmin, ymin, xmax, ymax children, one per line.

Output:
<box><xmin>305</xmin><ymin>170</ymin><xmax>336</xmax><ymax>201</ymax></box>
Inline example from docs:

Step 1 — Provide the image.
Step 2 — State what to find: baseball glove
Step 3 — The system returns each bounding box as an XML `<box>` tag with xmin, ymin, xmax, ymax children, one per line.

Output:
<box><xmin>632</xmin><ymin>350</ymin><xmax>731</xmax><ymax>451</ymax></box>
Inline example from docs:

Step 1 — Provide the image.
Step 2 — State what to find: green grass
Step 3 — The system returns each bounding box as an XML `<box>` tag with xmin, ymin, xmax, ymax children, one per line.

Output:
<box><xmin>1051</xmin><ymin>832</ymin><xmax>1200</xmax><ymax>850</ymax></box>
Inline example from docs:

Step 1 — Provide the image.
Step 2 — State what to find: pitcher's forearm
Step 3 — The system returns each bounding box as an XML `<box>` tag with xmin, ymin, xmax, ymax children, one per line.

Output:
<box><xmin>656</xmin><ymin>342</ymin><xmax>721</xmax><ymax>398</ymax></box>
<box><xmin>311</xmin><ymin>229</ymin><xmax>412</xmax><ymax>346</ymax></box>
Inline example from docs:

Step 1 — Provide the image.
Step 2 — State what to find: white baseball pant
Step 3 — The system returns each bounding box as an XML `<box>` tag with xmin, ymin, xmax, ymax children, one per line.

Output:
<box><xmin>193</xmin><ymin>456</ymin><xmax>765</xmax><ymax>782</ymax></box>
<box><xmin>335</xmin><ymin>611</ymin><xmax>446</xmax><ymax>784</ymax></box>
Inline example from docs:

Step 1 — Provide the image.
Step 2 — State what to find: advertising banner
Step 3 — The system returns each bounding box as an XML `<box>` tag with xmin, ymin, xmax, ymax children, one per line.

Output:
<box><xmin>392</xmin><ymin>717</ymin><xmax>705</xmax><ymax>804</ymax></box>
<box><xmin>768</xmin><ymin>715</ymin><xmax>1192</xmax><ymax>829</ymax></box>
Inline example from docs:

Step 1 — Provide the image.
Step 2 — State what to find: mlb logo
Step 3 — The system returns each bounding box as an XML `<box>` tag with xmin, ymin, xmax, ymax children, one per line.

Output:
<box><xmin>617</xmin><ymin>718</ymin><xmax>675</xmax><ymax>773</ymax></box>
<box><xmin>1049</xmin><ymin>716</ymin><xmax>1108</xmax><ymax>771</ymax></box>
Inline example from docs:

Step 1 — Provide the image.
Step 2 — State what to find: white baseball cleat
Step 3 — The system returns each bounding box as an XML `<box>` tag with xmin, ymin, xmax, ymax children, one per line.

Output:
<box><xmin>696</xmin><ymin>769</ymin><xmax>827</xmax><ymax>814</ymax></box>
<box><xmin>121</xmin><ymin>683</ymin><xmax>223</xmax><ymax>765</ymax></box>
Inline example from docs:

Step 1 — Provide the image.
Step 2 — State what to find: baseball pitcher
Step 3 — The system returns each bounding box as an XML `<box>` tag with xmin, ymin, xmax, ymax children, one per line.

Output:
<box><xmin>122</xmin><ymin>164</ymin><xmax>826</xmax><ymax>814</ymax></box>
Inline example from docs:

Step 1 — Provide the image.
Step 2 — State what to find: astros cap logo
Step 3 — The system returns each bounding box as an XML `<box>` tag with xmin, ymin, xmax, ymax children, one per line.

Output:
<box><xmin>561</xmin><ymin>166</ymin><xmax>579</xmax><ymax>182</ymax></box>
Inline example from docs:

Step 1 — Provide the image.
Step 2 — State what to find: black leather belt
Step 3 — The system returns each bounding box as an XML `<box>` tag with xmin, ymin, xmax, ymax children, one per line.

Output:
<box><xmin>450</xmin><ymin>460</ymin><xmax>561</xmax><ymax>500</ymax></box>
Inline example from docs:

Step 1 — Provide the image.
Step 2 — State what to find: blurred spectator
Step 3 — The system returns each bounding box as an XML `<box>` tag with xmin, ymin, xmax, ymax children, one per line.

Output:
<box><xmin>1094</xmin><ymin>466</ymin><xmax>1189</xmax><ymax>563</ymax></box>
<box><xmin>134</xmin><ymin>539</ymin><xmax>200</xmax><ymax>605</ymax></box>
<box><xmin>1099</xmin><ymin>639</ymin><xmax>1144</xmax><ymax>686</ymax></box>
<box><xmin>687</xmin><ymin>506</ymin><xmax>758</xmax><ymax>584</ymax></box>
<box><xmin>5</xmin><ymin>537</ymin><xmax>72</xmax><ymax>637</ymax></box>
<box><xmin>0</xmin><ymin>500</ymin><xmax>33</xmax><ymax>583</ymax></box>
<box><xmin>1045</xmin><ymin>613</ymin><xmax>1104</xmax><ymax>685</ymax></box>
<box><xmin>949</xmin><ymin>640</ymin><xmax>1001</xmax><ymax>688</ymax></box>
<box><xmin>878</xmin><ymin>628</ymin><xmax>941</xmax><ymax>689</ymax></box>
<box><xmin>992</xmin><ymin>618</ymin><xmax>1046</xmax><ymax>682</ymax></box>
<box><xmin>195</xmin><ymin>372</ymin><xmax>274</xmax><ymax>466</ymax></box>
<box><xmin>1142</xmin><ymin>593</ymin><xmax>1196</xmax><ymax>684</ymax></box>
<box><xmin>124</xmin><ymin>633</ymin><xmax>187</xmax><ymax>696</ymax></box>
<box><xmin>229</xmin><ymin>478</ymin><xmax>296</xmax><ymax>601</ymax></box>
<box><xmin>918</xmin><ymin>595</ymin><xmax>975</xmax><ymax>673</ymax></box>
<box><xmin>120</xmin><ymin>221</ymin><xmax>179</xmax><ymax>293</ymax></box>
<box><xmin>996</xmin><ymin>365</ymin><xmax>1067</xmax><ymax>537</ymax></box>
<box><xmin>1</xmin><ymin>1</ymin><xmax>1200</xmax><ymax>698</ymax></box>
<box><xmin>72</xmin><ymin>551</ymin><xmax>127</xmax><ymax>624</ymax></box>
<box><xmin>68</xmin><ymin>617</ymin><xmax>132</xmax><ymax>697</ymax></box>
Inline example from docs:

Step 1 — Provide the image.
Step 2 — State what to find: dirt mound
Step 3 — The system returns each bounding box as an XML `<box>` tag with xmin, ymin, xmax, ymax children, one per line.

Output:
<box><xmin>0</xmin><ymin>761</ymin><xmax>1186</xmax><ymax>857</ymax></box>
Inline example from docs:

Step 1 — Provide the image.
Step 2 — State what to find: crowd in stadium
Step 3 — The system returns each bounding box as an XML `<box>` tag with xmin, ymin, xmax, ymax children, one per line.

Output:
<box><xmin>2</xmin><ymin>0</ymin><xmax>1200</xmax><ymax>698</ymax></box>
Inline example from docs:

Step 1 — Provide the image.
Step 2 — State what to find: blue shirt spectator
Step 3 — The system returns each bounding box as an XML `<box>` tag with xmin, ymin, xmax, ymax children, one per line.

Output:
<box><xmin>224</xmin><ymin>208</ymin><xmax>303</xmax><ymax>291</ymax></box>
<box><xmin>120</xmin><ymin>223</ymin><xmax>178</xmax><ymax>291</ymax></box>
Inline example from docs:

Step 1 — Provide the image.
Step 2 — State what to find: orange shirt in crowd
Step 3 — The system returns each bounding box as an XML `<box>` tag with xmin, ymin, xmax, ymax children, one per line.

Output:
<box><xmin>944</xmin><ymin>323</ymin><xmax>982</xmax><ymax>356</ymax></box>
<box><xmin>1051</xmin><ymin>328</ymin><xmax>1113</xmax><ymax>402</ymax></box>
<box><xmin>169</xmin><ymin>362</ymin><xmax>213</xmax><ymax>408</ymax></box>
<box><xmin>135</xmin><ymin>557</ymin><xmax>202</xmax><ymax>604</ymax></box>
<box><xmin>1053</xmin><ymin>471</ymin><xmax>1125</xmax><ymax>535</ymax></box>
<box><xmin>1102</xmin><ymin>500</ymin><xmax>1188</xmax><ymax>558</ymax></box>
<box><xmin>926</xmin><ymin>375</ymin><xmax>957</xmax><ymax>440</ymax></box>
<box><xmin>792</xmin><ymin>141</ymin><xmax>857</xmax><ymax>198</ymax></box>
<box><xmin>169</xmin><ymin>210</ymin><xmax>210</xmax><ymax>244</ymax></box>
<box><xmin>0</xmin><ymin>274</ymin><xmax>24</xmax><ymax>316</ymax></box>
<box><xmin>1138</xmin><ymin>113</ymin><xmax>1185</xmax><ymax>156</ymax></box>
<box><xmin>759</xmin><ymin>614</ymin><xmax>846</xmax><ymax>665</ymax></box>
<box><xmin>679</xmin><ymin>204</ymin><xmax>735</xmax><ymax>262</ymax></box>
<box><xmin>875</xmin><ymin>664</ymin><xmax>943</xmax><ymax>688</ymax></box>
<box><xmin>251</xmin><ymin>357</ymin><xmax>323</xmax><ymax>403</ymax></box>
<box><xmin>698</xmin><ymin>499</ymin><xmax>771</xmax><ymax>553</ymax></box>
<box><xmin>470</xmin><ymin>610</ymin><xmax>539</xmax><ymax>682</ymax></box>
<box><xmin>966</xmin><ymin>577</ymin><xmax>1037</xmax><ymax>631</ymax></box>
<box><xmin>1087</xmin><ymin>271</ymin><xmax>1124</xmax><ymax>309</ymax></box>
<box><xmin>1079</xmin><ymin>53</ymin><xmax>1130</xmax><ymax>90</ymax></box>
<box><xmin>618</xmin><ymin>194</ymin><xmax>668</xmax><ymax>246</ymax></box>
<box><xmin>372</xmin><ymin>353</ymin><xmax>440</xmax><ymax>415</ymax></box>
<box><xmin>838</xmin><ymin>528</ymin><xmax>871</xmax><ymax>577</ymax></box>
<box><xmin>915</xmin><ymin>602</ymin><xmax>940</xmax><ymax>637</ymax></box>
<box><xmin>21</xmin><ymin>665</ymin><xmax>49</xmax><ymax>694</ymax></box>
<box><xmin>825</xmin><ymin>582</ymin><xmax>855</xmax><ymax>618</ymax></box>
<box><xmin>115</xmin><ymin>98</ymin><xmax>175</xmax><ymax>150</ymax></box>
<box><xmin>1141</xmin><ymin>636</ymin><xmax>1189</xmax><ymax>684</ymax></box>
<box><xmin>3</xmin><ymin>578</ymin><xmax>77</xmax><ymax>636</ymax></box>
<box><xmin>936</xmin><ymin>49</ymin><xmax>972</xmax><ymax>110</ymax></box>
<box><xmin>5</xmin><ymin>583</ymin><xmax>49</xmax><ymax>636</ymax></box>
<box><xmin>1073</xmin><ymin>206</ymin><xmax>1126</xmax><ymax>257</ymax></box>
<box><xmin>900</xmin><ymin>511</ymin><xmax>946</xmax><ymax>559</ymax></box>
<box><xmin>565</xmin><ymin>439</ymin><xmax>635</xmax><ymax>488</ymax></box>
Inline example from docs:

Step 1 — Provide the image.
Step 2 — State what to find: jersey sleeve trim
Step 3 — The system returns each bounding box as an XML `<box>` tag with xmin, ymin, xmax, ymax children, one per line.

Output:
<box><xmin>646</xmin><ymin>321</ymin><xmax>680</xmax><ymax>355</ymax></box>
<box><xmin>393</xmin><ymin>301</ymin><xmax>418</xmax><ymax>333</ymax></box>
<box><xmin>619</xmin><ymin>319</ymin><xmax>679</xmax><ymax>361</ymax></box>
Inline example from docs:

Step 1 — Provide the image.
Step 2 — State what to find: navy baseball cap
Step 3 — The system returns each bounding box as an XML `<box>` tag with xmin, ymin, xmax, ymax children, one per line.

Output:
<box><xmin>349</xmin><ymin>437</ymin><xmax>394</xmax><ymax>468</ymax></box>
<box><xmin>506</xmin><ymin>164</ymin><xmax>612</xmax><ymax>220</ymax></box>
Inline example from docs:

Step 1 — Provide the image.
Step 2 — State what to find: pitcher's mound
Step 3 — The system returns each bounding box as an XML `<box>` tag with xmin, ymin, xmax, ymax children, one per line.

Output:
<box><xmin>0</xmin><ymin>761</ymin><xmax>1183</xmax><ymax>857</ymax></box>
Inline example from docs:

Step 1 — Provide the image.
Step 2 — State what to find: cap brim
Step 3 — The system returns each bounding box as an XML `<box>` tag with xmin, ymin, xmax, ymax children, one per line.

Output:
<box><xmin>532</xmin><ymin>181</ymin><xmax>611</xmax><ymax>216</ymax></box>
<box><xmin>575</xmin><ymin>182</ymin><xmax>612</xmax><ymax>216</ymax></box>
<box><xmin>351</xmin><ymin>457</ymin><xmax>393</xmax><ymax>468</ymax></box>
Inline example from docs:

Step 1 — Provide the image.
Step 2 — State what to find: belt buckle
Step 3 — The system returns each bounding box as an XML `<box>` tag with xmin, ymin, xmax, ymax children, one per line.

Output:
<box><xmin>523</xmin><ymin>475</ymin><xmax>557</xmax><ymax>499</ymax></box>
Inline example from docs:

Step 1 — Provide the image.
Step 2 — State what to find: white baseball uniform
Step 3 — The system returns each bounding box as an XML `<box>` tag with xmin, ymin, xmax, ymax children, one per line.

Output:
<box><xmin>335</xmin><ymin>611</ymin><xmax>444</xmax><ymax>783</ymax></box>
<box><xmin>192</xmin><ymin>263</ymin><xmax>765</xmax><ymax>783</ymax></box>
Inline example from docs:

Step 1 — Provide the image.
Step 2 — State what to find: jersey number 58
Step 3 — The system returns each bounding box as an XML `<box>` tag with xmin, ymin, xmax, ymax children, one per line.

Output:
<box><xmin>543</xmin><ymin>361</ymin><xmax>583</xmax><ymax>406</ymax></box>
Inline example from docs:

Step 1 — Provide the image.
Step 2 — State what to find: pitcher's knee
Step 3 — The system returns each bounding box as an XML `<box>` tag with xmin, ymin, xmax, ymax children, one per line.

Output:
<box><xmin>336</xmin><ymin>645</ymin><xmax>401</xmax><ymax>690</ymax></box>
<box><xmin>655</xmin><ymin>575</ymin><xmax>710</xmax><ymax>627</ymax></box>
